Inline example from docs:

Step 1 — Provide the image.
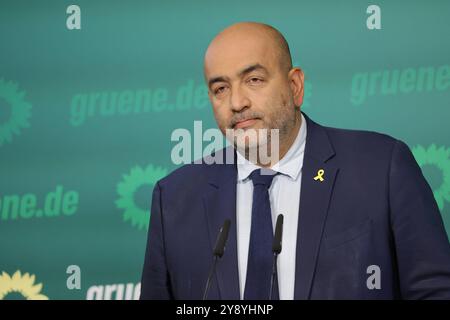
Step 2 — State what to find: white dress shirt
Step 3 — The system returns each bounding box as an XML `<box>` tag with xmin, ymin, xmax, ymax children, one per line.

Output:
<box><xmin>236</xmin><ymin>112</ymin><xmax>307</xmax><ymax>300</ymax></box>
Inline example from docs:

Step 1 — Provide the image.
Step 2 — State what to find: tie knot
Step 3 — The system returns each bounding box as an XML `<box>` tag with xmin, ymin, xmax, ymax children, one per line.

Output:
<box><xmin>249</xmin><ymin>168</ymin><xmax>278</xmax><ymax>188</ymax></box>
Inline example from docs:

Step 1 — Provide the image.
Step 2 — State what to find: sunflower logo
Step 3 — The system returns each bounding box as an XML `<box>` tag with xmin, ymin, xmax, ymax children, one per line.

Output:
<box><xmin>0</xmin><ymin>270</ymin><xmax>48</xmax><ymax>300</ymax></box>
<box><xmin>0</xmin><ymin>79</ymin><xmax>32</xmax><ymax>146</ymax></box>
<box><xmin>412</xmin><ymin>144</ymin><xmax>450</xmax><ymax>211</ymax></box>
<box><xmin>116</xmin><ymin>164</ymin><xmax>168</xmax><ymax>230</ymax></box>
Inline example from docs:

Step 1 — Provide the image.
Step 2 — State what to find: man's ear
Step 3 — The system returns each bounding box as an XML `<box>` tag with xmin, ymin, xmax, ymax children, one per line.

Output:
<box><xmin>288</xmin><ymin>67</ymin><xmax>304</xmax><ymax>107</ymax></box>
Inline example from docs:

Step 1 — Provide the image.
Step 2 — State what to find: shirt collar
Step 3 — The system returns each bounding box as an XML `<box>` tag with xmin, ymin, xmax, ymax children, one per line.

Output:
<box><xmin>237</xmin><ymin>112</ymin><xmax>307</xmax><ymax>182</ymax></box>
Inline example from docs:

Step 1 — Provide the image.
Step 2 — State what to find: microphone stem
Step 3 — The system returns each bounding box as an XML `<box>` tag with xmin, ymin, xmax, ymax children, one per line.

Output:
<box><xmin>269</xmin><ymin>252</ymin><xmax>278</xmax><ymax>300</ymax></box>
<box><xmin>203</xmin><ymin>255</ymin><xmax>218</xmax><ymax>300</ymax></box>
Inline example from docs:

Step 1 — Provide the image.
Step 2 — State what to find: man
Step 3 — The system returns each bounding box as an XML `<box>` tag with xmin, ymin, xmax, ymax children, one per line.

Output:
<box><xmin>140</xmin><ymin>22</ymin><xmax>450</xmax><ymax>299</ymax></box>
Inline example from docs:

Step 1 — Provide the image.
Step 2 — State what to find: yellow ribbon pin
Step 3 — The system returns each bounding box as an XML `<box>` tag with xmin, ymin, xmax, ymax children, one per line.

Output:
<box><xmin>313</xmin><ymin>169</ymin><xmax>325</xmax><ymax>182</ymax></box>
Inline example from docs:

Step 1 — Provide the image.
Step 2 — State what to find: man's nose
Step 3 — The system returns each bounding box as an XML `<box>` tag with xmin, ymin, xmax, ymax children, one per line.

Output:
<box><xmin>230</xmin><ymin>86</ymin><xmax>250</xmax><ymax>112</ymax></box>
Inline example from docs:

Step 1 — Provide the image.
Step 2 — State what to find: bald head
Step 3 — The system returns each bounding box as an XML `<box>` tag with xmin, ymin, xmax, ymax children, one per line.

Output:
<box><xmin>204</xmin><ymin>22</ymin><xmax>293</xmax><ymax>79</ymax></box>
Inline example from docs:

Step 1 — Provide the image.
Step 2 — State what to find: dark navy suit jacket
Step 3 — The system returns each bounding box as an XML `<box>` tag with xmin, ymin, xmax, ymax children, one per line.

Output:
<box><xmin>141</xmin><ymin>112</ymin><xmax>450</xmax><ymax>299</ymax></box>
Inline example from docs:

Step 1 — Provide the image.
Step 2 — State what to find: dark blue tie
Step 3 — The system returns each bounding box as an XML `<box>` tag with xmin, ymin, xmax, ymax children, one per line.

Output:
<box><xmin>244</xmin><ymin>168</ymin><xmax>279</xmax><ymax>300</ymax></box>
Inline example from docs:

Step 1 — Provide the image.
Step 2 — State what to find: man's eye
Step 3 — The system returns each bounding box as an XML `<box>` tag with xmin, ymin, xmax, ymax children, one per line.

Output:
<box><xmin>248</xmin><ymin>77</ymin><xmax>263</xmax><ymax>84</ymax></box>
<box><xmin>214</xmin><ymin>87</ymin><xmax>226</xmax><ymax>95</ymax></box>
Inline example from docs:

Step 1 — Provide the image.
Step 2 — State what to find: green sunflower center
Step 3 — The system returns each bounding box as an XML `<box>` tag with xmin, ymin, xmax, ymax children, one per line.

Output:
<box><xmin>133</xmin><ymin>184</ymin><xmax>154</xmax><ymax>211</ymax></box>
<box><xmin>0</xmin><ymin>96</ymin><xmax>11</xmax><ymax>125</ymax></box>
<box><xmin>3</xmin><ymin>291</ymin><xmax>26</xmax><ymax>300</ymax></box>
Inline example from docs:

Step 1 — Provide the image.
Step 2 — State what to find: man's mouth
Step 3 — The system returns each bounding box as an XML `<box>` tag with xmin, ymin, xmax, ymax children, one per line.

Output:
<box><xmin>233</xmin><ymin>118</ymin><xmax>258</xmax><ymax>129</ymax></box>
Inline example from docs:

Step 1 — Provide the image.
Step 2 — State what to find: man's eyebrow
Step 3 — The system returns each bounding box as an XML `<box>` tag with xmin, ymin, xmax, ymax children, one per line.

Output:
<box><xmin>238</xmin><ymin>63</ymin><xmax>269</xmax><ymax>77</ymax></box>
<box><xmin>208</xmin><ymin>63</ymin><xmax>269</xmax><ymax>88</ymax></box>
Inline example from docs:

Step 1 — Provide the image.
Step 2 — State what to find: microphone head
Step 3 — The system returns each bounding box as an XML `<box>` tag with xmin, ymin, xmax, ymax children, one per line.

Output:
<box><xmin>272</xmin><ymin>214</ymin><xmax>284</xmax><ymax>254</ymax></box>
<box><xmin>213</xmin><ymin>219</ymin><xmax>231</xmax><ymax>258</ymax></box>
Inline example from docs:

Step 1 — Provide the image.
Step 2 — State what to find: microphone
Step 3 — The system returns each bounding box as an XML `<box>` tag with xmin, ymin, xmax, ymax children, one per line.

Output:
<box><xmin>202</xmin><ymin>219</ymin><xmax>231</xmax><ymax>300</ymax></box>
<box><xmin>269</xmin><ymin>214</ymin><xmax>284</xmax><ymax>300</ymax></box>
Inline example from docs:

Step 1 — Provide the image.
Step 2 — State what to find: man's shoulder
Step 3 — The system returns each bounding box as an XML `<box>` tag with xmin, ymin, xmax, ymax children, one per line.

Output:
<box><xmin>321</xmin><ymin>123</ymin><xmax>400</xmax><ymax>154</ymax></box>
<box><xmin>157</xmin><ymin>147</ymin><xmax>233</xmax><ymax>189</ymax></box>
<box><xmin>157</xmin><ymin>163</ymin><xmax>209</xmax><ymax>189</ymax></box>
<box><xmin>314</xmin><ymin>122</ymin><xmax>411</xmax><ymax>177</ymax></box>
<box><xmin>303</xmin><ymin>113</ymin><xmax>401</xmax><ymax>156</ymax></box>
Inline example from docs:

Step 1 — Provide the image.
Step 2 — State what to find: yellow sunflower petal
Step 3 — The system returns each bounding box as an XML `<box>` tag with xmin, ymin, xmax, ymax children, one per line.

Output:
<box><xmin>25</xmin><ymin>283</ymin><xmax>43</xmax><ymax>296</ymax></box>
<box><xmin>29</xmin><ymin>293</ymin><xmax>49</xmax><ymax>300</ymax></box>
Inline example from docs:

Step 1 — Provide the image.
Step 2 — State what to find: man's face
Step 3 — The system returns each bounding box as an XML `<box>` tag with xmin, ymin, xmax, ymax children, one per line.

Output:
<box><xmin>204</xmin><ymin>33</ymin><xmax>302</xmax><ymax>152</ymax></box>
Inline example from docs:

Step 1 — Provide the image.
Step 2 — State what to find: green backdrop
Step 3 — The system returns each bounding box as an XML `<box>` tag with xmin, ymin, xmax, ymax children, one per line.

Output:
<box><xmin>0</xmin><ymin>0</ymin><xmax>449</xmax><ymax>299</ymax></box>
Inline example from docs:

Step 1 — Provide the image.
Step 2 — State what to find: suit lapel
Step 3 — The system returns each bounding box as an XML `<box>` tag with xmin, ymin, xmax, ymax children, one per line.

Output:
<box><xmin>294</xmin><ymin>113</ymin><xmax>339</xmax><ymax>299</ymax></box>
<box><xmin>202</xmin><ymin>148</ymin><xmax>240</xmax><ymax>300</ymax></box>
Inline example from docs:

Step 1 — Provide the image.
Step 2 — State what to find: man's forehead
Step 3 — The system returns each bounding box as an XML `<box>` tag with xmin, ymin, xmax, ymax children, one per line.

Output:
<box><xmin>204</xmin><ymin>41</ymin><xmax>276</xmax><ymax>79</ymax></box>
